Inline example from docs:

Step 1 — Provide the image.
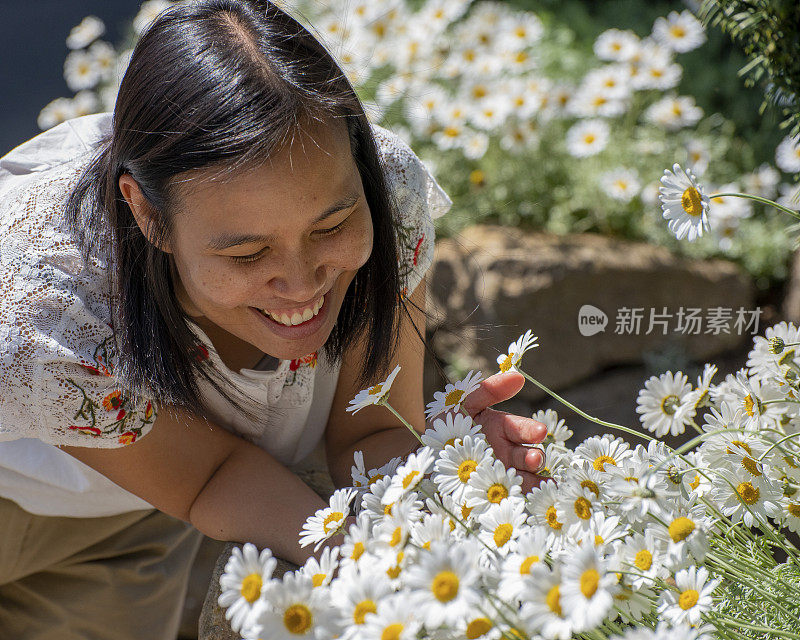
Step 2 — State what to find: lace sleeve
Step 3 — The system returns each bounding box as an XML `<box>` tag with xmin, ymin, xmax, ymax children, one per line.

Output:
<box><xmin>372</xmin><ymin>125</ymin><xmax>452</xmax><ymax>298</ymax></box>
<box><xmin>0</xmin><ymin>161</ymin><xmax>157</xmax><ymax>448</ymax></box>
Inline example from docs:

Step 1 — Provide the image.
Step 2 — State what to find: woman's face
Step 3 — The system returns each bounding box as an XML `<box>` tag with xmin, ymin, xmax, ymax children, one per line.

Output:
<box><xmin>166</xmin><ymin>118</ymin><xmax>374</xmax><ymax>361</ymax></box>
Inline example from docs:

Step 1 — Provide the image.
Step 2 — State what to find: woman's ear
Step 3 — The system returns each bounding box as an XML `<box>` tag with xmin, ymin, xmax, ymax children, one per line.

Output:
<box><xmin>118</xmin><ymin>173</ymin><xmax>172</xmax><ymax>253</ymax></box>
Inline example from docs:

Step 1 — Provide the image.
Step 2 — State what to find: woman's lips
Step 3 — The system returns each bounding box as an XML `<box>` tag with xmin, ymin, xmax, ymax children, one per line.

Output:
<box><xmin>249</xmin><ymin>293</ymin><xmax>329</xmax><ymax>340</ymax></box>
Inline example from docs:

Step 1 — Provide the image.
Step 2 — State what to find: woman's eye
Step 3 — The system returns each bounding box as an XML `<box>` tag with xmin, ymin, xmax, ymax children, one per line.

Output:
<box><xmin>229</xmin><ymin>248</ymin><xmax>268</xmax><ymax>264</ymax></box>
<box><xmin>316</xmin><ymin>215</ymin><xmax>350</xmax><ymax>236</ymax></box>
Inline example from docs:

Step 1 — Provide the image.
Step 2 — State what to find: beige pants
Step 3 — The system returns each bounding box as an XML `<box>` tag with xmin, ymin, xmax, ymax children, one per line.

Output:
<box><xmin>0</xmin><ymin>496</ymin><xmax>204</xmax><ymax>640</ymax></box>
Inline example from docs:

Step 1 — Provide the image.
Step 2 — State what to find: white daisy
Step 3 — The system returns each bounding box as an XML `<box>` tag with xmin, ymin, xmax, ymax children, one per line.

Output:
<box><xmin>710</xmin><ymin>468</ymin><xmax>783</xmax><ymax>527</ymax></box>
<box><xmin>636</xmin><ymin>370</ymin><xmax>697</xmax><ymax>436</ymax></box>
<box><xmin>498</xmin><ymin>527</ymin><xmax>551</xmax><ymax>602</ymax></box>
<box><xmin>381</xmin><ymin>447</ymin><xmax>435</xmax><ymax>505</ymax></box>
<box><xmin>658</xmin><ymin>163</ymin><xmax>711</xmax><ymax>241</ymax></box>
<box><xmin>330</xmin><ymin>564</ymin><xmax>393</xmax><ymax>639</ymax></box>
<box><xmin>526</xmin><ymin>479</ymin><xmax>566</xmax><ymax>535</ymax></box>
<box><xmin>776</xmin><ymin>135</ymin><xmax>800</xmax><ymax>173</ymax></box>
<box><xmin>358</xmin><ymin>593</ymin><xmax>422</xmax><ymax>640</ymax></box>
<box><xmin>653</xmin><ymin>10</ymin><xmax>707</xmax><ymax>53</ymax></box>
<box><xmin>574</xmin><ymin>434</ymin><xmax>632</xmax><ymax>473</ymax></box>
<box><xmin>657</xmin><ymin>565</ymin><xmax>720</xmax><ymax>626</ymax></box>
<box><xmin>496</xmin><ymin>330</ymin><xmax>539</xmax><ymax>373</ymax></box>
<box><xmin>404</xmin><ymin>539</ymin><xmax>483</xmax><ymax>627</ymax></box>
<box><xmin>299</xmin><ymin>546</ymin><xmax>339</xmax><ymax>588</ymax></box>
<box><xmin>743</xmin><ymin>163</ymin><xmax>781</xmax><ymax>199</ymax></box>
<box><xmin>561</xmin><ymin>545</ymin><xmax>618</xmax><ymax>631</ymax></box>
<box><xmin>635</xmin><ymin>60</ymin><xmax>682</xmax><ymax>91</ymax></box>
<box><xmin>66</xmin><ymin>15</ymin><xmax>105</xmax><ymax>50</ymax></box>
<box><xmin>409</xmin><ymin>512</ymin><xmax>452</xmax><ymax>550</ymax></box>
<box><xmin>340</xmin><ymin>513</ymin><xmax>374</xmax><ymax>568</ymax></box>
<box><xmin>433</xmin><ymin>434</ymin><xmax>493</xmax><ymax>503</ymax></box>
<box><xmin>373</xmin><ymin>497</ymin><xmax>421</xmax><ymax>552</ymax></box>
<box><xmin>425</xmin><ymin>370</ymin><xmax>484</xmax><ymax>419</ymax></box>
<box><xmin>593</xmin><ymin>29</ymin><xmax>641</xmax><ymax>62</ymax></box>
<box><xmin>565</xmin><ymin>119</ymin><xmax>610</xmax><ymax>158</ymax></box>
<box><xmin>779</xmin><ymin>497</ymin><xmax>800</xmax><ymax>534</ymax></box>
<box><xmin>247</xmin><ymin>572</ymin><xmax>338</xmax><ymax>640</ymax></box>
<box><xmin>567</xmin><ymin>85</ymin><xmax>627</xmax><ymax>118</ymax></box>
<box><xmin>478</xmin><ymin>498</ymin><xmax>528</xmax><ymax>558</ymax></box>
<box><xmin>532</xmin><ymin>409</ymin><xmax>573</xmax><ymax>447</ymax></box>
<box><xmin>617</xmin><ymin>530</ymin><xmax>669</xmax><ymax>589</ymax></box>
<box><xmin>421</xmin><ymin>412</ymin><xmax>483</xmax><ymax>454</ymax></box>
<box><xmin>658</xmin><ymin>504</ymin><xmax>711</xmax><ymax>569</ymax></box>
<box><xmin>519</xmin><ymin>564</ymin><xmax>575</xmax><ymax>640</ymax></box>
<box><xmin>600</xmin><ymin>168</ymin><xmax>641</xmax><ymax>203</ymax></box>
<box><xmin>218</xmin><ymin>543</ymin><xmax>277</xmax><ymax>634</ymax></box>
<box><xmin>347</xmin><ymin>365</ymin><xmax>401</xmax><ymax>413</ymax></box>
<box><xmin>464</xmin><ymin>458</ymin><xmax>523</xmax><ymax>515</ymax></box>
<box><xmin>685</xmin><ymin>140</ymin><xmax>710</xmax><ymax>176</ymax></box>
<box><xmin>299</xmin><ymin>487</ymin><xmax>357</xmax><ymax>551</ymax></box>
<box><xmin>645</xmin><ymin>95</ymin><xmax>703</xmax><ymax>130</ymax></box>
<box><xmin>64</xmin><ymin>50</ymin><xmax>103</xmax><ymax>91</ymax></box>
<box><xmin>37</xmin><ymin>97</ymin><xmax>78</xmax><ymax>130</ymax></box>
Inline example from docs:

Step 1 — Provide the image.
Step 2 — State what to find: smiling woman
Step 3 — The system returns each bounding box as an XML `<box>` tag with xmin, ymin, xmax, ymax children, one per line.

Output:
<box><xmin>0</xmin><ymin>0</ymin><xmax>546</xmax><ymax>637</ymax></box>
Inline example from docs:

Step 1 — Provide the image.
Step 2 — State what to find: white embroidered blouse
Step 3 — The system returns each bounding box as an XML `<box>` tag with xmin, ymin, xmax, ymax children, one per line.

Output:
<box><xmin>0</xmin><ymin>113</ymin><xmax>450</xmax><ymax>517</ymax></box>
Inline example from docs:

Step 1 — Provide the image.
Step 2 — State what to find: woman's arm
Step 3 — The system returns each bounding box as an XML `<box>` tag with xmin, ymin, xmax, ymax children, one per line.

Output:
<box><xmin>59</xmin><ymin>406</ymin><xmax>326</xmax><ymax>566</ymax></box>
<box><xmin>325</xmin><ymin>281</ymin><xmax>428</xmax><ymax>488</ymax></box>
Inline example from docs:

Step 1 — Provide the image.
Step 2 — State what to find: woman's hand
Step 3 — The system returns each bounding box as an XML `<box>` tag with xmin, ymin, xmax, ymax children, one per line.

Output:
<box><xmin>461</xmin><ymin>370</ymin><xmax>548</xmax><ymax>493</ymax></box>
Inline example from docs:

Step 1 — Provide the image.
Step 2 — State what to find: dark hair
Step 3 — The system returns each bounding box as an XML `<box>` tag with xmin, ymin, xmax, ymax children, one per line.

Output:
<box><xmin>65</xmin><ymin>0</ymin><xmax>403</xmax><ymax>416</ymax></box>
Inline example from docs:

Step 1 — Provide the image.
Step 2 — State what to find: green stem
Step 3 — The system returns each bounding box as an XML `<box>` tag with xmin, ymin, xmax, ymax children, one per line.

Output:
<box><xmin>382</xmin><ymin>401</ymin><xmax>424</xmax><ymax>445</ymax></box>
<box><xmin>759</xmin><ymin>431</ymin><xmax>800</xmax><ymax>461</ymax></box>
<box><xmin>713</xmin><ymin>614</ymin><xmax>800</xmax><ymax>639</ymax></box>
<box><xmin>518</xmin><ymin>369</ymin><xmax>656</xmax><ymax>443</ymax></box>
<box><xmin>708</xmin><ymin>192</ymin><xmax>800</xmax><ymax>221</ymax></box>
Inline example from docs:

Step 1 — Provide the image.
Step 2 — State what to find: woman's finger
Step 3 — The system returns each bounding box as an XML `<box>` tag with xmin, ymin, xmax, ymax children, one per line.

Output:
<box><xmin>517</xmin><ymin>469</ymin><xmax>545</xmax><ymax>494</ymax></box>
<box><xmin>479</xmin><ymin>408</ymin><xmax>546</xmax><ymax>445</ymax></box>
<box><xmin>510</xmin><ymin>443</ymin><xmax>544</xmax><ymax>474</ymax></box>
<box><xmin>462</xmin><ymin>371</ymin><xmax>525</xmax><ymax>416</ymax></box>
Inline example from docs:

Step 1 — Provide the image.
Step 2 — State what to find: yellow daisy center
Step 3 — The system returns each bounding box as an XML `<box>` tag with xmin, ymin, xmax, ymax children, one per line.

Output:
<box><xmin>689</xmin><ymin>474</ymin><xmax>701</xmax><ymax>491</ymax></box>
<box><xmin>368</xmin><ymin>384</ymin><xmax>383</xmax><ymax>396</ymax></box>
<box><xmin>458</xmin><ymin>459</ymin><xmax>478</xmax><ymax>483</ymax></box>
<box><xmin>580</xmin><ymin>568</ymin><xmax>600</xmax><ymax>598</ymax></box>
<box><xmin>422</xmin><ymin>541</ymin><xmax>431</xmax><ymax>550</ymax></box>
<box><xmin>389</xmin><ymin>526</ymin><xmax>403</xmax><ymax>547</ymax></box>
<box><xmin>546</xmin><ymin>585</ymin><xmax>562</xmax><ymax>615</ymax></box>
<box><xmin>669</xmin><ymin>517</ymin><xmax>696</xmax><ymax>542</ymax></box>
<box><xmin>353</xmin><ymin>599</ymin><xmax>376</xmax><ymax>624</ymax></box>
<box><xmin>369</xmin><ymin>473</ymin><xmax>385</xmax><ymax>485</ymax></box>
<box><xmin>493</xmin><ymin>523</ymin><xmax>514</xmax><ymax>547</ymax></box>
<box><xmin>240</xmin><ymin>573</ymin><xmax>262</xmax><ymax>603</ymax></box>
<box><xmin>546</xmin><ymin>505</ymin><xmax>563</xmax><ymax>530</ymax></box>
<box><xmin>681</xmin><ymin>187</ymin><xmax>703</xmax><ymax>217</ymax></box>
<box><xmin>593</xmin><ymin>455</ymin><xmax>616</xmax><ymax>472</ymax></box>
<box><xmin>737</xmin><ymin>481</ymin><xmax>760</xmax><ymax>505</ymax></box>
<box><xmin>322</xmin><ymin>511</ymin><xmax>343</xmax><ymax>534</ymax></box>
<box><xmin>461</xmin><ymin>504</ymin><xmax>474</xmax><ymax>519</ymax></box>
<box><xmin>581</xmin><ymin>480</ymin><xmax>600</xmax><ymax>496</ymax></box>
<box><xmin>381</xmin><ymin>623</ymin><xmax>404</xmax><ymax>640</ymax></box>
<box><xmin>583</xmin><ymin>133</ymin><xmax>596</xmax><ymax>145</ymax></box>
<box><xmin>499</xmin><ymin>354</ymin><xmax>513</xmax><ymax>372</ymax></box>
<box><xmin>787</xmin><ymin>503</ymin><xmax>800</xmax><ymax>517</ymax></box>
<box><xmin>465</xmin><ymin>617</ymin><xmax>493</xmax><ymax>639</ymax></box>
<box><xmin>283</xmin><ymin>603</ymin><xmax>313</xmax><ymax>634</ymax></box>
<box><xmin>743</xmin><ymin>394</ymin><xmax>756</xmax><ymax>416</ymax></box>
<box><xmin>661</xmin><ymin>394</ymin><xmax>681</xmax><ymax>416</ymax></box>
<box><xmin>520</xmin><ymin>555</ymin><xmax>540</xmax><ymax>574</ymax></box>
<box><xmin>574</xmin><ymin>497</ymin><xmax>592</xmax><ymax>520</ymax></box>
<box><xmin>445</xmin><ymin>389</ymin><xmax>466</xmax><ymax>406</ymax></box>
<box><xmin>670</xmin><ymin>25</ymin><xmax>687</xmax><ymax>38</ymax></box>
<box><xmin>742</xmin><ymin>456</ymin><xmax>762</xmax><ymax>477</ymax></box>
<box><xmin>679</xmin><ymin>589</ymin><xmax>699</xmax><ymax>610</ymax></box>
<box><xmin>443</xmin><ymin>126</ymin><xmax>460</xmax><ymax>138</ymax></box>
<box><xmin>351</xmin><ymin>542</ymin><xmax>365</xmax><ymax>560</ymax></box>
<box><xmin>402</xmin><ymin>470</ymin><xmax>420</xmax><ymax>489</ymax></box>
<box><xmin>634</xmin><ymin>549</ymin><xmax>653</xmax><ymax>571</ymax></box>
<box><xmin>383</xmin><ymin>503</ymin><xmax>394</xmax><ymax>516</ymax></box>
<box><xmin>487</xmin><ymin>483</ymin><xmax>509</xmax><ymax>503</ymax></box>
<box><xmin>594</xmin><ymin>535</ymin><xmax>604</xmax><ymax>546</ymax></box>
<box><xmin>432</xmin><ymin>570</ymin><xmax>460</xmax><ymax>602</ymax></box>
<box><xmin>469</xmin><ymin>170</ymin><xmax>485</xmax><ymax>186</ymax></box>
<box><xmin>312</xmin><ymin>573</ymin><xmax>325</xmax><ymax>588</ymax></box>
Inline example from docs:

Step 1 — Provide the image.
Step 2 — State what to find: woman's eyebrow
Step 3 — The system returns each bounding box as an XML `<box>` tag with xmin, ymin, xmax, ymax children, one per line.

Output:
<box><xmin>206</xmin><ymin>194</ymin><xmax>361</xmax><ymax>250</ymax></box>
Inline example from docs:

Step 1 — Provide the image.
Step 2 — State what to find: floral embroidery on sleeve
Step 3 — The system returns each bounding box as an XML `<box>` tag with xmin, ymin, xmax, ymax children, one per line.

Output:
<box><xmin>284</xmin><ymin>351</ymin><xmax>318</xmax><ymax>387</ymax></box>
<box><xmin>66</xmin><ymin>336</ymin><xmax>157</xmax><ymax>445</ymax></box>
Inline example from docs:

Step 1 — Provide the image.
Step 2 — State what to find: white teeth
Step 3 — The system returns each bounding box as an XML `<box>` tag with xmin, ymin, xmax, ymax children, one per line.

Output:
<box><xmin>261</xmin><ymin>295</ymin><xmax>325</xmax><ymax>327</ymax></box>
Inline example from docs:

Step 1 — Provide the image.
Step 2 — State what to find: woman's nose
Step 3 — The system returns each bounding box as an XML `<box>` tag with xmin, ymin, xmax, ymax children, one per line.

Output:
<box><xmin>266</xmin><ymin>252</ymin><xmax>328</xmax><ymax>302</ymax></box>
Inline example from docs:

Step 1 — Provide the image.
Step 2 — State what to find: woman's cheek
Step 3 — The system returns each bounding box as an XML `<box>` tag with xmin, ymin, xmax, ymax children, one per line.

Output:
<box><xmin>189</xmin><ymin>260</ymin><xmax>258</xmax><ymax>309</ymax></box>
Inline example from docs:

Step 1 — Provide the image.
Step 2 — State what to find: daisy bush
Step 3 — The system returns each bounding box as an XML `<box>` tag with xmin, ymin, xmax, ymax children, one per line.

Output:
<box><xmin>40</xmin><ymin>0</ymin><xmax>799</xmax><ymax>283</ymax></box>
<box><xmin>218</xmin><ymin>323</ymin><xmax>800</xmax><ymax>640</ymax></box>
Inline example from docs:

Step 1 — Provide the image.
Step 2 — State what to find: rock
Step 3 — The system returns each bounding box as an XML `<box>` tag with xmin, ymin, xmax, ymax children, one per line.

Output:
<box><xmin>425</xmin><ymin>226</ymin><xmax>756</xmax><ymax>402</ymax></box>
<box><xmin>198</xmin><ymin>464</ymin><xmax>335</xmax><ymax>640</ymax></box>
